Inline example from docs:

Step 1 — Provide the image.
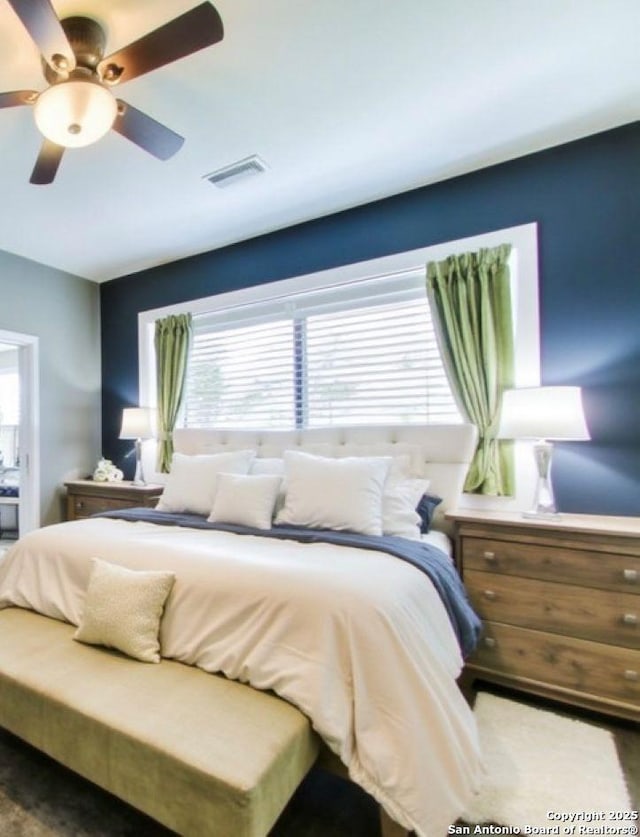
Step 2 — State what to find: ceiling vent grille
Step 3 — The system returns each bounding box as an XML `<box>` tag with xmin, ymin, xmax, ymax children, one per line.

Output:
<box><xmin>203</xmin><ymin>155</ymin><xmax>268</xmax><ymax>188</ymax></box>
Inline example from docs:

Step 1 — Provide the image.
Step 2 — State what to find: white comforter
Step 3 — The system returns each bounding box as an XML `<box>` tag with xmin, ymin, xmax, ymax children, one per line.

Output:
<box><xmin>0</xmin><ymin>517</ymin><xmax>482</xmax><ymax>836</ymax></box>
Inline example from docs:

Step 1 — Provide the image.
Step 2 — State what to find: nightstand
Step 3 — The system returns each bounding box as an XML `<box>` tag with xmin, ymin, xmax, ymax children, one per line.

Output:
<box><xmin>447</xmin><ymin>510</ymin><xmax>640</xmax><ymax>722</ymax></box>
<box><xmin>65</xmin><ymin>480</ymin><xmax>164</xmax><ymax>521</ymax></box>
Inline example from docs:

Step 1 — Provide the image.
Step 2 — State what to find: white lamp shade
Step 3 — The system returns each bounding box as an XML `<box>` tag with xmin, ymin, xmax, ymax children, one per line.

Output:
<box><xmin>119</xmin><ymin>408</ymin><xmax>154</xmax><ymax>440</ymax></box>
<box><xmin>34</xmin><ymin>79</ymin><xmax>117</xmax><ymax>148</ymax></box>
<box><xmin>498</xmin><ymin>386</ymin><xmax>590</xmax><ymax>441</ymax></box>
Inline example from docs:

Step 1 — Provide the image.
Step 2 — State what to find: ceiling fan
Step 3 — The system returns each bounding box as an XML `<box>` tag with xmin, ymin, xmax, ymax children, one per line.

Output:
<box><xmin>0</xmin><ymin>0</ymin><xmax>224</xmax><ymax>184</ymax></box>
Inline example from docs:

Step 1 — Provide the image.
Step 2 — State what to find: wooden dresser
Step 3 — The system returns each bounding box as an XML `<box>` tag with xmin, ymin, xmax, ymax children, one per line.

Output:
<box><xmin>65</xmin><ymin>480</ymin><xmax>163</xmax><ymax>521</ymax></box>
<box><xmin>448</xmin><ymin>510</ymin><xmax>640</xmax><ymax>722</ymax></box>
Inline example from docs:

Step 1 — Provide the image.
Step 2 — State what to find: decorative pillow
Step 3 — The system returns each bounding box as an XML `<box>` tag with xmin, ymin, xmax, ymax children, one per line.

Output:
<box><xmin>275</xmin><ymin>450</ymin><xmax>391</xmax><ymax>536</ymax></box>
<box><xmin>156</xmin><ymin>450</ymin><xmax>255</xmax><ymax>516</ymax></box>
<box><xmin>249</xmin><ymin>457</ymin><xmax>285</xmax><ymax>477</ymax></box>
<box><xmin>208</xmin><ymin>473</ymin><xmax>283</xmax><ymax>530</ymax></box>
<box><xmin>250</xmin><ymin>457</ymin><xmax>288</xmax><ymax>512</ymax></box>
<box><xmin>416</xmin><ymin>493</ymin><xmax>443</xmax><ymax>533</ymax></box>
<box><xmin>74</xmin><ymin>559</ymin><xmax>175</xmax><ymax>663</ymax></box>
<box><xmin>335</xmin><ymin>443</ymin><xmax>423</xmax><ymax>477</ymax></box>
<box><xmin>382</xmin><ymin>478</ymin><xmax>430</xmax><ymax>539</ymax></box>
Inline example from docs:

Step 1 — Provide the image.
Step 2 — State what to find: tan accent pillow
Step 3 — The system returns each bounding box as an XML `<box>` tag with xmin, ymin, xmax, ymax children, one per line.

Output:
<box><xmin>74</xmin><ymin>559</ymin><xmax>175</xmax><ymax>663</ymax></box>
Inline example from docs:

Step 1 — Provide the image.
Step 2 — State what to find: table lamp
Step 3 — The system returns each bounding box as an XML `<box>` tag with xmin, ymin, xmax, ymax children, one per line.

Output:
<box><xmin>498</xmin><ymin>386</ymin><xmax>590</xmax><ymax>518</ymax></box>
<box><xmin>119</xmin><ymin>407</ymin><xmax>154</xmax><ymax>485</ymax></box>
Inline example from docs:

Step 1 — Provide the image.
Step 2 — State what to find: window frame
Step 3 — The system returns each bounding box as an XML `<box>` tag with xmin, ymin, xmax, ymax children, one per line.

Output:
<box><xmin>138</xmin><ymin>222</ymin><xmax>541</xmax><ymax>509</ymax></box>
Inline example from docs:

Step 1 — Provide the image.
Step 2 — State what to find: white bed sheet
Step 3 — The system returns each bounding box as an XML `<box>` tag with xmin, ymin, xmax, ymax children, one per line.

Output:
<box><xmin>0</xmin><ymin>517</ymin><xmax>481</xmax><ymax>836</ymax></box>
<box><xmin>423</xmin><ymin>528</ymin><xmax>453</xmax><ymax>558</ymax></box>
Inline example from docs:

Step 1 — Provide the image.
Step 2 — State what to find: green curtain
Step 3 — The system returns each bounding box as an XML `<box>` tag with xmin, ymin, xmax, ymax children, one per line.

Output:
<box><xmin>426</xmin><ymin>244</ymin><xmax>515</xmax><ymax>495</ymax></box>
<box><xmin>155</xmin><ymin>313</ymin><xmax>193</xmax><ymax>473</ymax></box>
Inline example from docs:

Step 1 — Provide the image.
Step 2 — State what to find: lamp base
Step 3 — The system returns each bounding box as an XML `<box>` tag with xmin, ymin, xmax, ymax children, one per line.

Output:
<box><xmin>522</xmin><ymin>510</ymin><xmax>562</xmax><ymax>521</ymax></box>
<box><xmin>132</xmin><ymin>438</ymin><xmax>146</xmax><ymax>486</ymax></box>
<box><xmin>525</xmin><ymin>439</ymin><xmax>558</xmax><ymax>518</ymax></box>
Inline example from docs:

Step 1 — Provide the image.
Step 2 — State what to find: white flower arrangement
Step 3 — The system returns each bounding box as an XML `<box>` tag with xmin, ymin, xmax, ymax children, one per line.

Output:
<box><xmin>93</xmin><ymin>458</ymin><xmax>124</xmax><ymax>482</ymax></box>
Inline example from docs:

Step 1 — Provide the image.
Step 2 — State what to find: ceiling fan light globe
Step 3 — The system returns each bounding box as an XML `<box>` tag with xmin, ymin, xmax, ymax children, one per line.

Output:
<box><xmin>34</xmin><ymin>79</ymin><xmax>116</xmax><ymax>148</ymax></box>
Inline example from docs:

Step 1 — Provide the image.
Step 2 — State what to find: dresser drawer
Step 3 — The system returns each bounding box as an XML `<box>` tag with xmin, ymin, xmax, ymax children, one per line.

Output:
<box><xmin>462</xmin><ymin>536</ymin><xmax>640</xmax><ymax>593</ymax></box>
<box><xmin>65</xmin><ymin>481</ymin><xmax>163</xmax><ymax>521</ymax></box>
<box><xmin>466</xmin><ymin>569</ymin><xmax>640</xmax><ymax>649</ymax></box>
<box><xmin>470</xmin><ymin>621</ymin><xmax>640</xmax><ymax>712</ymax></box>
<box><xmin>68</xmin><ymin>495</ymin><xmax>134</xmax><ymax>519</ymax></box>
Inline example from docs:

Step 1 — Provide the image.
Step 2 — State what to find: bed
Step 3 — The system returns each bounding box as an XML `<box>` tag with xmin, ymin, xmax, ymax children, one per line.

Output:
<box><xmin>0</xmin><ymin>423</ymin><xmax>483</xmax><ymax>837</ymax></box>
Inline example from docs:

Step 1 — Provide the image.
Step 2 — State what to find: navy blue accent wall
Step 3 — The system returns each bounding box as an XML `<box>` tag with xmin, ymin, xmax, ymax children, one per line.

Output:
<box><xmin>101</xmin><ymin>121</ymin><xmax>640</xmax><ymax>515</ymax></box>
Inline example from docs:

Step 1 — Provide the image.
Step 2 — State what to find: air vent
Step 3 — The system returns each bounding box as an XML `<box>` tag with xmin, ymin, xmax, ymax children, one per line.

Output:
<box><xmin>203</xmin><ymin>155</ymin><xmax>268</xmax><ymax>188</ymax></box>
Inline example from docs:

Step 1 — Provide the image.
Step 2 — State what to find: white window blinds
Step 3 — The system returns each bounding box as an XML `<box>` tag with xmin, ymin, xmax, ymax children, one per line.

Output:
<box><xmin>185</xmin><ymin>319</ymin><xmax>294</xmax><ymax>428</ymax></box>
<box><xmin>183</xmin><ymin>269</ymin><xmax>460</xmax><ymax>430</ymax></box>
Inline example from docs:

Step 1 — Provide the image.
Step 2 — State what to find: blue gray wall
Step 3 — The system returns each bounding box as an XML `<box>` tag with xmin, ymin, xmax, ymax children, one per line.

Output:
<box><xmin>101</xmin><ymin>121</ymin><xmax>640</xmax><ymax>516</ymax></box>
<box><xmin>0</xmin><ymin>251</ymin><xmax>101</xmax><ymax>524</ymax></box>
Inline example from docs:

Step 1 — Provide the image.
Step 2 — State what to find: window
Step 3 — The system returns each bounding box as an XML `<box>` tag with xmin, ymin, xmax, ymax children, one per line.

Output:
<box><xmin>305</xmin><ymin>298</ymin><xmax>455</xmax><ymax>426</ymax></box>
<box><xmin>0</xmin><ymin>369</ymin><xmax>20</xmax><ymax>468</ymax></box>
<box><xmin>139</xmin><ymin>222</ymin><xmax>540</xmax><ymax>510</ymax></box>
<box><xmin>186</xmin><ymin>319</ymin><xmax>295</xmax><ymax>428</ymax></box>
<box><xmin>183</xmin><ymin>270</ymin><xmax>460</xmax><ymax>430</ymax></box>
<box><xmin>0</xmin><ymin>370</ymin><xmax>19</xmax><ymax>426</ymax></box>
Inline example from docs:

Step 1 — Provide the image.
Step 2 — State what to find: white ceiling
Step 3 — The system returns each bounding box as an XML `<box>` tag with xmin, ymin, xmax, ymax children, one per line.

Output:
<box><xmin>0</xmin><ymin>0</ymin><xmax>638</xmax><ymax>283</ymax></box>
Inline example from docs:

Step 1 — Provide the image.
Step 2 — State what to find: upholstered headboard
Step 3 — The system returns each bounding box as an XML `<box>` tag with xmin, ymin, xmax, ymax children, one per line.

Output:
<box><xmin>172</xmin><ymin>424</ymin><xmax>477</xmax><ymax>533</ymax></box>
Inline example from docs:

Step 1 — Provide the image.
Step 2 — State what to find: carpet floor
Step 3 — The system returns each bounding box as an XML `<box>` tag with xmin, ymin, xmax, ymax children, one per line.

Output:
<box><xmin>0</xmin><ymin>685</ymin><xmax>637</xmax><ymax>836</ymax></box>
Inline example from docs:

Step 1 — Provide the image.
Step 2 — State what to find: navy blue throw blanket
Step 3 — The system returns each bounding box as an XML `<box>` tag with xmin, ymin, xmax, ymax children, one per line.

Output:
<box><xmin>95</xmin><ymin>507</ymin><xmax>482</xmax><ymax>658</ymax></box>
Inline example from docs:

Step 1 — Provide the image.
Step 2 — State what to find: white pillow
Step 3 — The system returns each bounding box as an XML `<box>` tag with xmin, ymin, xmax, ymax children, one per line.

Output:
<box><xmin>208</xmin><ymin>473</ymin><xmax>283</xmax><ymax>530</ymax></box>
<box><xmin>156</xmin><ymin>450</ymin><xmax>255</xmax><ymax>515</ymax></box>
<box><xmin>250</xmin><ymin>457</ymin><xmax>287</xmax><ymax>512</ymax></box>
<box><xmin>275</xmin><ymin>450</ymin><xmax>391</xmax><ymax>536</ymax></box>
<box><xmin>335</xmin><ymin>443</ymin><xmax>423</xmax><ymax>478</ymax></box>
<box><xmin>249</xmin><ymin>457</ymin><xmax>285</xmax><ymax>477</ymax></box>
<box><xmin>382</xmin><ymin>478</ymin><xmax>430</xmax><ymax>539</ymax></box>
<box><xmin>74</xmin><ymin>559</ymin><xmax>175</xmax><ymax>663</ymax></box>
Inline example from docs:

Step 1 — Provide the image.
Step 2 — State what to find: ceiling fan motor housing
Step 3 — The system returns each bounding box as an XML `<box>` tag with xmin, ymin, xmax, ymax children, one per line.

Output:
<box><xmin>35</xmin><ymin>17</ymin><xmax>118</xmax><ymax>148</ymax></box>
<box><xmin>42</xmin><ymin>16</ymin><xmax>107</xmax><ymax>82</ymax></box>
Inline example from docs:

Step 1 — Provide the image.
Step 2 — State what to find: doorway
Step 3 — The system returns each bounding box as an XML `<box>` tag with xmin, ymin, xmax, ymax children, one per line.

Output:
<box><xmin>0</xmin><ymin>329</ymin><xmax>39</xmax><ymax>540</ymax></box>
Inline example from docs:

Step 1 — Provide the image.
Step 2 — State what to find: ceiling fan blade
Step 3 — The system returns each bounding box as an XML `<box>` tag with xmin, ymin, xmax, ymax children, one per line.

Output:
<box><xmin>6</xmin><ymin>0</ymin><xmax>75</xmax><ymax>73</ymax></box>
<box><xmin>98</xmin><ymin>2</ymin><xmax>223</xmax><ymax>85</ymax></box>
<box><xmin>113</xmin><ymin>101</ymin><xmax>184</xmax><ymax>160</ymax></box>
<box><xmin>30</xmin><ymin>140</ymin><xmax>64</xmax><ymax>185</ymax></box>
<box><xmin>0</xmin><ymin>90</ymin><xmax>37</xmax><ymax>108</ymax></box>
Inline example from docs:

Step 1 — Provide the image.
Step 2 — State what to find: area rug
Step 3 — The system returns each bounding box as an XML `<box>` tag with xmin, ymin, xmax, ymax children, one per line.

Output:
<box><xmin>464</xmin><ymin>692</ymin><xmax>634</xmax><ymax>828</ymax></box>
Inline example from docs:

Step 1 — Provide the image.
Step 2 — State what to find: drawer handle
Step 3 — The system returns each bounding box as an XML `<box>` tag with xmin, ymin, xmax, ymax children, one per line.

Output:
<box><xmin>483</xmin><ymin>590</ymin><xmax>497</xmax><ymax>601</ymax></box>
<box><xmin>483</xmin><ymin>637</ymin><xmax>497</xmax><ymax>649</ymax></box>
<box><xmin>623</xmin><ymin>670</ymin><xmax>638</xmax><ymax>682</ymax></box>
<box><xmin>622</xmin><ymin>613</ymin><xmax>638</xmax><ymax>626</ymax></box>
<box><xmin>75</xmin><ymin>500</ymin><xmax>84</xmax><ymax>510</ymax></box>
<box><xmin>623</xmin><ymin>569</ymin><xmax>638</xmax><ymax>583</ymax></box>
<box><xmin>483</xmin><ymin>551</ymin><xmax>496</xmax><ymax>562</ymax></box>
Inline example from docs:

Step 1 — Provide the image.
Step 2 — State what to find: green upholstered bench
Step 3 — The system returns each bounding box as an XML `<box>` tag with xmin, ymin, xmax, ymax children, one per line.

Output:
<box><xmin>0</xmin><ymin>607</ymin><xmax>320</xmax><ymax>836</ymax></box>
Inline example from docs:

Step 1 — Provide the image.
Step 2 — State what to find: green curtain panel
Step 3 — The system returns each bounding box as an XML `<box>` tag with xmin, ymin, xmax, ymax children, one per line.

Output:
<box><xmin>426</xmin><ymin>244</ymin><xmax>515</xmax><ymax>495</ymax></box>
<box><xmin>155</xmin><ymin>313</ymin><xmax>193</xmax><ymax>473</ymax></box>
